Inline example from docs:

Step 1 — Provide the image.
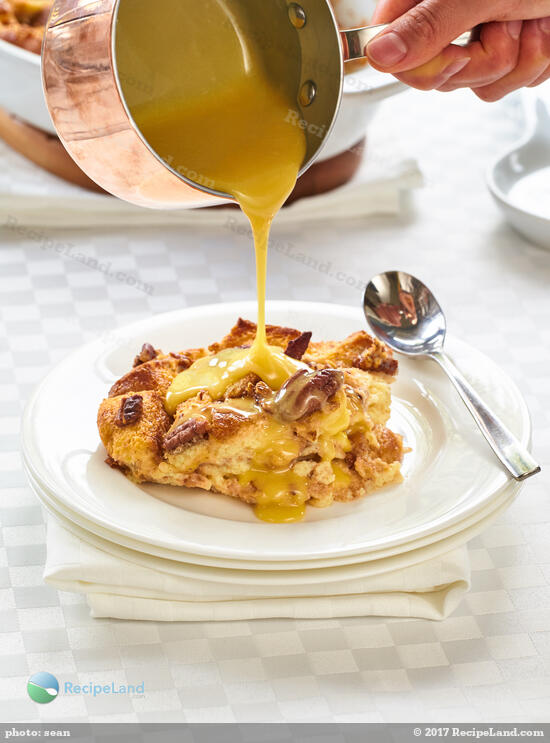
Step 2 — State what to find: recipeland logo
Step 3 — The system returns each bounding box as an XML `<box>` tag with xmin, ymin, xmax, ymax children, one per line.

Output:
<box><xmin>27</xmin><ymin>673</ymin><xmax>59</xmax><ymax>705</ymax></box>
<box><xmin>27</xmin><ymin>672</ymin><xmax>145</xmax><ymax>703</ymax></box>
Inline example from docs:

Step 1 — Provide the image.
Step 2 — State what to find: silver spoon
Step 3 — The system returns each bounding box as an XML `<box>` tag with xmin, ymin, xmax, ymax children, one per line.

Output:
<box><xmin>363</xmin><ymin>271</ymin><xmax>541</xmax><ymax>482</ymax></box>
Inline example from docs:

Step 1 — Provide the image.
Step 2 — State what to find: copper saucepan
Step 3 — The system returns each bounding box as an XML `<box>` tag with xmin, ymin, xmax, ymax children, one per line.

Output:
<box><xmin>42</xmin><ymin>0</ymin><xmax>470</xmax><ymax>209</ymax></box>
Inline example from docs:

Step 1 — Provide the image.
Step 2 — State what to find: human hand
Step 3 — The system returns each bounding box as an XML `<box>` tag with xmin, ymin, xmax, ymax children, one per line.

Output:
<box><xmin>368</xmin><ymin>0</ymin><xmax>550</xmax><ymax>100</ymax></box>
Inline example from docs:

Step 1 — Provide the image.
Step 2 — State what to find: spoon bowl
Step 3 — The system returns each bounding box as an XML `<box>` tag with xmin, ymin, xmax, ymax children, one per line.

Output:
<box><xmin>364</xmin><ymin>270</ymin><xmax>446</xmax><ymax>356</ymax></box>
<box><xmin>364</xmin><ymin>271</ymin><xmax>540</xmax><ymax>482</ymax></box>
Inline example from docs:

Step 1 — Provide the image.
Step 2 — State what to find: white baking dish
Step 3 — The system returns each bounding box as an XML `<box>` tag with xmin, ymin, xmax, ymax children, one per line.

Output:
<box><xmin>0</xmin><ymin>36</ymin><xmax>403</xmax><ymax>162</ymax></box>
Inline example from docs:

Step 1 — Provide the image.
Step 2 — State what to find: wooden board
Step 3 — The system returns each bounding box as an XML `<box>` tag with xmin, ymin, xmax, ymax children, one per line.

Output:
<box><xmin>0</xmin><ymin>107</ymin><xmax>365</xmax><ymax>203</ymax></box>
<box><xmin>0</xmin><ymin>107</ymin><xmax>104</xmax><ymax>193</ymax></box>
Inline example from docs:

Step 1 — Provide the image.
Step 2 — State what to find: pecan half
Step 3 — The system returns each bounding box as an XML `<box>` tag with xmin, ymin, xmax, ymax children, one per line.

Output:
<box><xmin>265</xmin><ymin>368</ymin><xmax>343</xmax><ymax>422</ymax></box>
<box><xmin>225</xmin><ymin>373</ymin><xmax>259</xmax><ymax>400</ymax></box>
<box><xmin>164</xmin><ymin>418</ymin><xmax>208</xmax><ymax>452</ymax></box>
<box><xmin>115</xmin><ymin>395</ymin><xmax>144</xmax><ymax>427</ymax></box>
<box><xmin>284</xmin><ymin>332</ymin><xmax>312</xmax><ymax>361</ymax></box>
<box><xmin>133</xmin><ymin>343</ymin><xmax>157</xmax><ymax>367</ymax></box>
<box><xmin>253</xmin><ymin>380</ymin><xmax>272</xmax><ymax>404</ymax></box>
<box><xmin>169</xmin><ymin>352</ymin><xmax>192</xmax><ymax>371</ymax></box>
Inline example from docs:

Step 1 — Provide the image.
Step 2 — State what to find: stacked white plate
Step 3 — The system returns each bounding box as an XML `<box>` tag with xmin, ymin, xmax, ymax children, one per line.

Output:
<box><xmin>22</xmin><ymin>302</ymin><xmax>531</xmax><ymax>615</ymax></box>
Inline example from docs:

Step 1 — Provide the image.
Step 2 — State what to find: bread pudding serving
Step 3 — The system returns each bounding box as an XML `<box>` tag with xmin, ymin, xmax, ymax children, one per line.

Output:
<box><xmin>97</xmin><ymin>319</ymin><xmax>404</xmax><ymax>523</ymax></box>
<box><xmin>0</xmin><ymin>1</ymin><xmax>51</xmax><ymax>53</ymax></box>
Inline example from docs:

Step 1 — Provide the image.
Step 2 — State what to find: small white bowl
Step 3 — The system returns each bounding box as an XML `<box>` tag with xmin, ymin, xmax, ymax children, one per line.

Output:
<box><xmin>0</xmin><ymin>40</ymin><xmax>54</xmax><ymax>132</ymax></box>
<box><xmin>488</xmin><ymin>91</ymin><xmax>550</xmax><ymax>251</ymax></box>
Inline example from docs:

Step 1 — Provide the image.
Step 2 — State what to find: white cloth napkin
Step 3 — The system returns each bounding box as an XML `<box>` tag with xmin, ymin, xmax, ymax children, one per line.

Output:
<box><xmin>44</xmin><ymin>515</ymin><xmax>471</xmax><ymax>622</ymax></box>
<box><xmin>42</xmin><ymin>478</ymin><xmax>521</xmax><ymax>623</ymax></box>
<box><xmin>0</xmin><ymin>135</ymin><xmax>423</xmax><ymax>229</ymax></box>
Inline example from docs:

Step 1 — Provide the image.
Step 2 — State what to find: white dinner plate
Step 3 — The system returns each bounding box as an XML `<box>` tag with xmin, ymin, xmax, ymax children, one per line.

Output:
<box><xmin>22</xmin><ymin>301</ymin><xmax>532</xmax><ymax>563</ymax></box>
<box><xmin>26</xmin><ymin>460</ymin><xmax>521</xmax><ymax>570</ymax></box>
<box><xmin>30</xmin><ymin>467</ymin><xmax>520</xmax><ymax>583</ymax></box>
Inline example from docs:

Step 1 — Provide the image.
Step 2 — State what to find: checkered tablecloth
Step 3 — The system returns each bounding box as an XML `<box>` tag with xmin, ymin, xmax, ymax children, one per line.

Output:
<box><xmin>1</xmin><ymin>86</ymin><xmax>550</xmax><ymax>725</ymax></box>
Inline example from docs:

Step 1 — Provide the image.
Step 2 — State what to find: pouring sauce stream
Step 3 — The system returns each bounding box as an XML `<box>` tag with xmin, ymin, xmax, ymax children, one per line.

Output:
<box><xmin>116</xmin><ymin>0</ymin><xmax>313</xmax><ymax>521</ymax></box>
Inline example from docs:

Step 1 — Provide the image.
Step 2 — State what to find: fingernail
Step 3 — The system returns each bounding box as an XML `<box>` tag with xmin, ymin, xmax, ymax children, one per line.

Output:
<box><xmin>444</xmin><ymin>57</ymin><xmax>470</xmax><ymax>77</ymax></box>
<box><xmin>538</xmin><ymin>17</ymin><xmax>550</xmax><ymax>34</ymax></box>
<box><xmin>507</xmin><ymin>20</ymin><xmax>522</xmax><ymax>40</ymax></box>
<box><xmin>367</xmin><ymin>31</ymin><xmax>408</xmax><ymax>68</ymax></box>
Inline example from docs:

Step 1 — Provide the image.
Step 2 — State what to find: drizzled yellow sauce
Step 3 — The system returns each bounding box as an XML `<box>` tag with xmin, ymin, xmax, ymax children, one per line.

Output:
<box><xmin>115</xmin><ymin>0</ymin><xmax>344</xmax><ymax>522</ymax></box>
<box><xmin>254</xmin><ymin>504</ymin><xmax>307</xmax><ymax>524</ymax></box>
<box><xmin>165</xmin><ymin>346</ymin><xmax>306</xmax><ymax>416</ymax></box>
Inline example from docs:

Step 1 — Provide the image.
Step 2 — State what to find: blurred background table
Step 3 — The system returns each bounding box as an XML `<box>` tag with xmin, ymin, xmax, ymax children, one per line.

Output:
<box><xmin>1</xmin><ymin>86</ymin><xmax>549</xmax><ymax>724</ymax></box>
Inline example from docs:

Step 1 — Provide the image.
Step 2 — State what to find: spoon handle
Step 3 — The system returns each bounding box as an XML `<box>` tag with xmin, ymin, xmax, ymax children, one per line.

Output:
<box><xmin>429</xmin><ymin>351</ymin><xmax>541</xmax><ymax>481</ymax></box>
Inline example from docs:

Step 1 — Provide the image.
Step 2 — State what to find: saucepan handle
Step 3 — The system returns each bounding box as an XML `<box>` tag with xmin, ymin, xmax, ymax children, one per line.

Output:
<box><xmin>341</xmin><ymin>23</ymin><xmax>474</xmax><ymax>62</ymax></box>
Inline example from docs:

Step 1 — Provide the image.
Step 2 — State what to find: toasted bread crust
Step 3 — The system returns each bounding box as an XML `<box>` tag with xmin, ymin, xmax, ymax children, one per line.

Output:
<box><xmin>208</xmin><ymin>317</ymin><xmax>303</xmax><ymax>353</ymax></box>
<box><xmin>207</xmin><ymin>318</ymin><xmax>398</xmax><ymax>377</ymax></box>
<box><xmin>98</xmin><ymin>390</ymin><xmax>172</xmax><ymax>481</ymax></box>
<box><xmin>305</xmin><ymin>331</ymin><xmax>398</xmax><ymax>376</ymax></box>
<box><xmin>109</xmin><ymin>357</ymin><xmax>183</xmax><ymax>399</ymax></box>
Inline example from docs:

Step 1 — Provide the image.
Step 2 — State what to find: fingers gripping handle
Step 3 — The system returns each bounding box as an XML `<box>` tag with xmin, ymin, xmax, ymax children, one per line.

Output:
<box><xmin>341</xmin><ymin>23</ymin><xmax>474</xmax><ymax>61</ymax></box>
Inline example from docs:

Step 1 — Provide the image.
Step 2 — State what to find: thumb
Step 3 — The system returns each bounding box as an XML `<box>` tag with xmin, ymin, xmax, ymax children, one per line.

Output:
<box><xmin>366</xmin><ymin>0</ymin><xmax>487</xmax><ymax>71</ymax></box>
